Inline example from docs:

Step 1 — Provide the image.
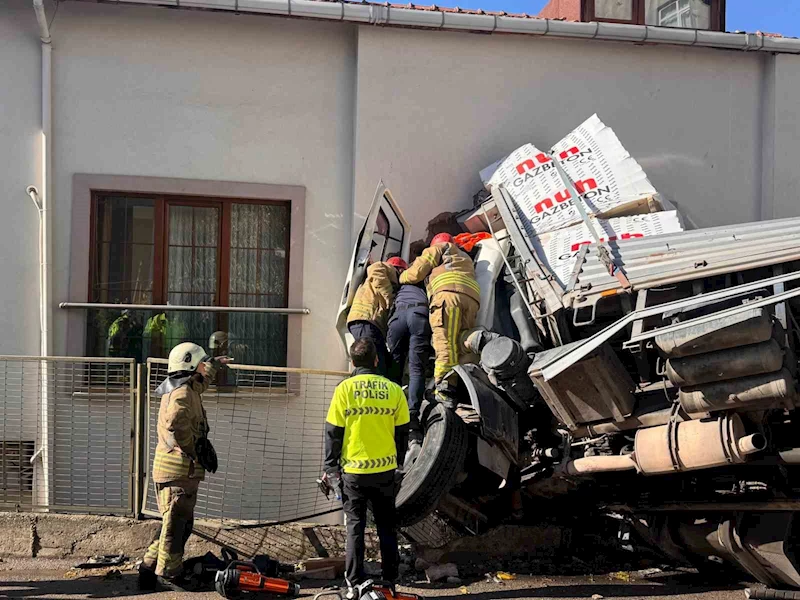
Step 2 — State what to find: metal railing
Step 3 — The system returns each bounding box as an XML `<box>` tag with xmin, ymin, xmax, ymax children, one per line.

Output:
<box><xmin>0</xmin><ymin>356</ymin><xmax>135</xmax><ymax>514</ymax></box>
<box><xmin>143</xmin><ymin>359</ymin><xmax>347</xmax><ymax>527</ymax></box>
<box><xmin>0</xmin><ymin>354</ymin><xmax>346</xmax><ymax>527</ymax></box>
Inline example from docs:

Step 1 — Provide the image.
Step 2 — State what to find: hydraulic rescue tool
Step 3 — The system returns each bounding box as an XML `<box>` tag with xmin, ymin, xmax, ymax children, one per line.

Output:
<box><xmin>214</xmin><ymin>560</ymin><xmax>300</xmax><ymax>598</ymax></box>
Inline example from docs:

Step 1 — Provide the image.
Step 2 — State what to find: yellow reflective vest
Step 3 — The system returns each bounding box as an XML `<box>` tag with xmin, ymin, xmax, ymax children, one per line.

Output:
<box><xmin>326</xmin><ymin>373</ymin><xmax>410</xmax><ymax>474</ymax></box>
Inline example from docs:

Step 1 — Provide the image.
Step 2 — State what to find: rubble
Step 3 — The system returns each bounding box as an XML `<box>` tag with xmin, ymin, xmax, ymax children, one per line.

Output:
<box><xmin>425</xmin><ymin>562</ymin><xmax>459</xmax><ymax>582</ymax></box>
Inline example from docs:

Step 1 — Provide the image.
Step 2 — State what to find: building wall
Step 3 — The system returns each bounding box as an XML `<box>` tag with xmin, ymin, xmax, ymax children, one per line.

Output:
<box><xmin>3</xmin><ymin>2</ymin><xmax>800</xmax><ymax>370</ymax></box>
<box><xmin>2</xmin><ymin>0</ymin><xmax>358</xmax><ymax>369</ymax></box>
<box><xmin>353</xmin><ymin>26</ymin><xmax>768</xmax><ymax>239</ymax></box>
<box><xmin>0</xmin><ymin>0</ymin><xmax>44</xmax><ymax>357</ymax></box>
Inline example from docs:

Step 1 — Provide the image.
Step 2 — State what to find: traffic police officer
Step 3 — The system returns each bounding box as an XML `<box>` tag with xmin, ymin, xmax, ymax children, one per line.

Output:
<box><xmin>140</xmin><ymin>342</ymin><xmax>222</xmax><ymax>588</ymax></box>
<box><xmin>323</xmin><ymin>338</ymin><xmax>410</xmax><ymax>592</ymax></box>
<box><xmin>347</xmin><ymin>257</ymin><xmax>408</xmax><ymax>376</ymax></box>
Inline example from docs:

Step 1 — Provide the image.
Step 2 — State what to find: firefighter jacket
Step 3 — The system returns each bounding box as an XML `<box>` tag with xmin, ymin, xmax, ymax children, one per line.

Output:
<box><xmin>324</xmin><ymin>367</ymin><xmax>410</xmax><ymax>475</ymax></box>
<box><xmin>152</xmin><ymin>374</ymin><xmax>210</xmax><ymax>484</ymax></box>
<box><xmin>399</xmin><ymin>242</ymin><xmax>480</xmax><ymax>303</ymax></box>
<box><xmin>346</xmin><ymin>262</ymin><xmax>399</xmax><ymax>334</ymax></box>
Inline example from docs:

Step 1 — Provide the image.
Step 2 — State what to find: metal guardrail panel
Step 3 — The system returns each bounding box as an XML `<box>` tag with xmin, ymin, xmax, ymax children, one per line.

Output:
<box><xmin>143</xmin><ymin>359</ymin><xmax>347</xmax><ymax>526</ymax></box>
<box><xmin>0</xmin><ymin>357</ymin><xmax>134</xmax><ymax>514</ymax></box>
<box><xmin>564</xmin><ymin>215</ymin><xmax>800</xmax><ymax>307</ymax></box>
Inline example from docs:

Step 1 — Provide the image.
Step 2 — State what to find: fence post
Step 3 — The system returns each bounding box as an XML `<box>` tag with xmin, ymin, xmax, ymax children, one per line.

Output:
<box><xmin>133</xmin><ymin>363</ymin><xmax>146</xmax><ymax>518</ymax></box>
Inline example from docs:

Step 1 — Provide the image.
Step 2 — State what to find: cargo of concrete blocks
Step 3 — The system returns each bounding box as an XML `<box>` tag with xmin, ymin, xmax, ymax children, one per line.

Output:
<box><xmin>336</xmin><ymin>114</ymin><xmax>800</xmax><ymax>589</ymax></box>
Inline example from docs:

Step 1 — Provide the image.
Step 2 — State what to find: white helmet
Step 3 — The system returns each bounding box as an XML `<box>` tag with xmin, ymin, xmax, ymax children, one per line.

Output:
<box><xmin>168</xmin><ymin>342</ymin><xmax>209</xmax><ymax>375</ymax></box>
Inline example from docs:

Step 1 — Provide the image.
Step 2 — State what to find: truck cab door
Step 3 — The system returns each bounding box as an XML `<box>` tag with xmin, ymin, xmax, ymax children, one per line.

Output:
<box><xmin>336</xmin><ymin>181</ymin><xmax>410</xmax><ymax>353</ymax></box>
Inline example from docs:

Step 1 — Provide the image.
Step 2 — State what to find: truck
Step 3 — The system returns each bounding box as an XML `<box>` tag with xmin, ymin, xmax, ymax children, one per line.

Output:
<box><xmin>336</xmin><ymin>164</ymin><xmax>800</xmax><ymax>589</ymax></box>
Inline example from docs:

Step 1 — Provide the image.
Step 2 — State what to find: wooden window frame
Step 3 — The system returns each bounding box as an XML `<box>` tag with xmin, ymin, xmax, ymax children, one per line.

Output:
<box><xmin>71</xmin><ymin>175</ymin><xmax>306</xmax><ymax>367</ymax></box>
<box><xmin>582</xmin><ymin>0</ymin><xmax>725</xmax><ymax>31</ymax></box>
<box><xmin>88</xmin><ymin>193</ymin><xmax>291</xmax><ymax>310</ymax></box>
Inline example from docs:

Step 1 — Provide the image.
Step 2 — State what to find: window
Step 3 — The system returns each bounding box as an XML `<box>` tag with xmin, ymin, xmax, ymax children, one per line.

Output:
<box><xmin>595</xmin><ymin>0</ymin><xmax>633</xmax><ymax>21</ymax></box>
<box><xmin>584</xmin><ymin>0</ymin><xmax>721</xmax><ymax>29</ymax></box>
<box><xmin>647</xmin><ymin>0</ymin><xmax>711</xmax><ymax>29</ymax></box>
<box><xmin>88</xmin><ymin>194</ymin><xmax>290</xmax><ymax>367</ymax></box>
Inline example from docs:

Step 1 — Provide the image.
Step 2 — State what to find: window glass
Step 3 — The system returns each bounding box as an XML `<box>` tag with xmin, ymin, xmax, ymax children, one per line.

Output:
<box><xmin>594</xmin><ymin>0</ymin><xmax>633</xmax><ymax>20</ymax></box>
<box><xmin>87</xmin><ymin>195</ymin><xmax>291</xmax><ymax>367</ymax></box>
<box><xmin>228</xmin><ymin>203</ymin><xmax>290</xmax><ymax>367</ymax></box>
<box><xmin>91</xmin><ymin>196</ymin><xmax>155</xmax><ymax>304</ymax></box>
<box><xmin>645</xmin><ymin>0</ymin><xmax>711</xmax><ymax>29</ymax></box>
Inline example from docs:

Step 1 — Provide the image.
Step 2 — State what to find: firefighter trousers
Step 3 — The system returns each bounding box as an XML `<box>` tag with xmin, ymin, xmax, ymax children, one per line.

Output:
<box><xmin>429</xmin><ymin>292</ymin><xmax>479</xmax><ymax>385</ymax></box>
<box><xmin>142</xmin><ymin>478</ymin><xmax>199</xmax><ymax>577</ymax></box>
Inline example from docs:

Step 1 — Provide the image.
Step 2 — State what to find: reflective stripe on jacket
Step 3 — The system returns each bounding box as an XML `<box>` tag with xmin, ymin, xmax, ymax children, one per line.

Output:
<box><xmin>152</xmin><ymin>375</ymin><xmax>209</xmax><ymax>483</ymax></box>
<box><xmin>325</xmin><ymin>373</ymin><xmax>410</xmax><ymax>475</ymax></box>
<box><xmin>399</xmin><ymin>242</ymin><xmax>480</xmax><ymax>303</ymax></box>
<box><xmin>346</xmin><ymin>262</ymin><xmax>399</xmax><ymax>334</ymax></box>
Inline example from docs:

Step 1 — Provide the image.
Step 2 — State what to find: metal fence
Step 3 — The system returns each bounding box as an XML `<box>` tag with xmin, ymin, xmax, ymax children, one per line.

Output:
<box><xmin>0</xmin><ymin>354</ymin><xmax>345</xmax><ymax>528</ymax></box>
<box><xmin>0</xmin><ymin>356</ymin><xmax>135</xmax><ymax>514</ymax></box>
<box><xmin>143</xmin><ymin>359</ymin><xmax>346</xmax><ymax>526</ymax></box>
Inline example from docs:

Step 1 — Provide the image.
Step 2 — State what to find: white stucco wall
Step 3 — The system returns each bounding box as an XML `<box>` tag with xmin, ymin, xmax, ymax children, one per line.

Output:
<box><xmin>0</xmin><ymin>0</ymin><xmax>44</xmax><ymax>356</ymax></box>
<box><xmin>40</xmin><ymin>1</ymin><xmax>358</xmax><ymax>370</ymax></box>
<box><xmin>3</xmin><ymin>1</ymin><xmax>800</xmax><ymax>369</ymax></box>
<box><xmin>353</xmin><ymin>26</ymin><xmax>768</xmax><ymax>238</ymax></box>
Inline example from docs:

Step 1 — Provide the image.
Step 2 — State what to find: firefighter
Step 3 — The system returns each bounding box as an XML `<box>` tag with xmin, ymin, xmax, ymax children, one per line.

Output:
<box><xmin>323</xmin><ymin>338</ymin><xmax>410</xmax><ymax>595</ymax></box>
<box><xmin>399</xmin><ymin>233</ymin><xmax>481</xmax><ymax>407</ymax></box>
<box><xmin>139</xmin><ymin>342</ymin><xmax>223</xmax><ymax>589</ymax></box>
<box><xmin>387</xmin><ymin>279</ymin><xmax>430</xmax><ymax>466</ymax></box>
<box><xmin>347</xmin><ymin>256</ymin><xmax>408</xmax><ymax>376</ymax></box>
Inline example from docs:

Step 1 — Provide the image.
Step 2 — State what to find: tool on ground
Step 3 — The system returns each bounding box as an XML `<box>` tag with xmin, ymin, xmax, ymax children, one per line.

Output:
<box><xmin>214</xmin><ymin>560</ymin><xmax>300</xmax><ymax>598</ymax></box>
<box><xmin>312</xmin><ymin>580</ymin><xmax>423</xmax><ymax>600</ymax></box>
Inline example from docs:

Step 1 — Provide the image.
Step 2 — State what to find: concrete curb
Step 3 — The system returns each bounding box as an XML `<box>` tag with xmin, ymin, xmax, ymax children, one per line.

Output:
<box><xmin>0</xmin><ymin>512</ymin><xmax>352</xmax><ymax>562</ymax></box>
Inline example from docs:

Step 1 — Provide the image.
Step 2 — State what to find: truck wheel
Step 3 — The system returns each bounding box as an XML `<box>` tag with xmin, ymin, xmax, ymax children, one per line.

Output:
<box><xmin>396</xmin><ymin>403</ymin><xmax>469</xmax><ymax>527</ymax></box>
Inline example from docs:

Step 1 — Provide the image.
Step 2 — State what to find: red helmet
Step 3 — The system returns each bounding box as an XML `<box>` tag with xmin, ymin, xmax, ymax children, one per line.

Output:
<box><xmin>386</xmin><ymin>256</ymin><xmax>408</xmax><ymax>271</ymax></box>
<box><xmin>430</xmin><ymin>233</ymin><xmax>453</xmax><ymax>246</ymax></box>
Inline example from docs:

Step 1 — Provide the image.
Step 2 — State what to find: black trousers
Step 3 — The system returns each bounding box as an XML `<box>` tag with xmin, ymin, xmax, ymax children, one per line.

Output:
<box><xmin>348</xmin><ymin>321</ymin><xmax>390</xmax><ymax>376</ymax></box>
<box><xmin>341</xmin><ymin>470</ymin><xmax>399</xmax><ymax>586</ymax></box>
<box><xmin>387</xmin><ymin>307</ymin><xmax>431</xmax><ymax>428</ymax></box>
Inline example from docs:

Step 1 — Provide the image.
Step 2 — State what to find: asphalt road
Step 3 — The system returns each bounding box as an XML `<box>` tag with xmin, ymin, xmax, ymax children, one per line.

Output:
<box><xmin>0</xmin><ymin>559</ymin><xmax>749</xmax><ymax>600</ymax></box>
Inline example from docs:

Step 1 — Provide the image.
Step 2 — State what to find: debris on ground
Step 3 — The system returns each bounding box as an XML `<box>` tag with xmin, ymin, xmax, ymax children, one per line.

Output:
<box><xmin>414</xmin><ymin>558</ymin><xmax>431</xmax><ymax>572</ymax></box>
<box><xmin>74</xmin><ymin>555</ymin><xmax>127</xmax><ymax>569</ymax></box>
<box><xmin>425</xmin><ymin>563</ymin><xmax>459</xmax><ymax>582</ymax></box>
<box><xmin>300</xmin><ymin>557</ymin><xmax>346</xmax><ymax>580</ymax></box>
<box><xmin>610</xmin><ymin>571</ymin><xmax>632</xmax><ymax>582</ymax></box>
<box><xmin>591</xmin><ymin>594</ymin><xmax>604</xmax><ymax>599</ymax></box>
<box><xmin>446</xmin><ymin>576</ymin><xmax>462</xmax><ymax>585</ymax></box>
<box><xmin>496</xmin><ymin>571</ymin><xmax>517</xmax><ymax>581</ymax></box>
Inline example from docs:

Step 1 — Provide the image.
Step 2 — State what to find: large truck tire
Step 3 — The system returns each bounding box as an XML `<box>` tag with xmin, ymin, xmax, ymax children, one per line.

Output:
<box><xmin>396</xmin><ymin>403</ymin><xmax>469</xmax><ymax>527</ymax></box>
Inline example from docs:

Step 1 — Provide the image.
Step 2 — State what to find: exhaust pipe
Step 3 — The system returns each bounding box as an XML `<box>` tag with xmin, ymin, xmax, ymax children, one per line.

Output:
<box><xmin>635</xmin><ymin>413</ymin><xmax>764</xmax><ymax>476</ymax></box>
<box><xmin>565</xmin><ymin>454</ymin><xmax>638</xmax><ymax>476</ymax></box>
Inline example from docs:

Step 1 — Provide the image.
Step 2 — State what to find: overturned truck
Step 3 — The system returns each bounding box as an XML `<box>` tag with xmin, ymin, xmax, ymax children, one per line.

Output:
<box><xmin>337</xmin><ymin>121</ymin><xmax>800</xmax><ymax>589</ymax></box>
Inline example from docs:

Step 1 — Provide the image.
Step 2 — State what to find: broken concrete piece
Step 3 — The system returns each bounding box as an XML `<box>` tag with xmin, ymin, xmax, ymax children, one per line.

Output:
<box><xmin>302</xmin><ymin>557</ymin><xmax>345</xmax><ymax>579</ymax></box>
<box><xmin>302</xmin><ymin>566</ymin><xmax>338</xmax><ymax>580</ymax></box>
<box><xmin>446</xmin><ymin>576</ymin><xmax>462</xmax><ymax>585</ymax></box>
<box><xmin>414</xmin><ymin>558</ymin><xmax>431</xmax><ymax>572</ymax></box>
<box><xmin>426</xmin><ymin>563</ymin><xmax>458</xmax><ymax>582</ymax></box>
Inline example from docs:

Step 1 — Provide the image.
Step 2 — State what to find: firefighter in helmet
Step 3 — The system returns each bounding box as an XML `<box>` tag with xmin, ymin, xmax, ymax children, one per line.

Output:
<box><xmin>399</xmin><ymin>233</ymin><xmax>482</xmax><ymax>406</ymax></box>
<box><xmin>346</xmin><ymin>256</ymin><xmax>408</xmax><ymax>376</ymax></box>
<box><xmin>139</xmin><ymin>342</ymin><xmax>226</xmax><ymax>588</ymax></box>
